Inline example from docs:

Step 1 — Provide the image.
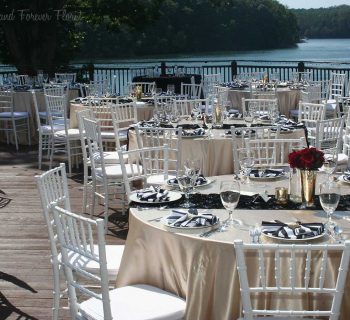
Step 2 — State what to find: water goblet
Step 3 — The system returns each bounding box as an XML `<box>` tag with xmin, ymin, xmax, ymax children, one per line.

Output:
<box><xmin>243</xmin><ymin>110</ymin><xmax>254</xmax><ymax>127</ymax></box>
<box><xmin>204</xmin><ymin>114</ymin><xmax>213</xmax><ymax>139</ymax></box>
<box><xmin>320</xmin><ymin>152</ymin><xmax>337</xmax><ymax>181</ymax></box>
<box><xmin>239</xmin><ymin>149</ymin><xmax>255</xmax><ymax>184</ymax></box>
<box><xmin>220</xmin><ymin>180</ymin><xmax>241</xmax><ymax>229</ymax></box>
<box><xmin>184</xmin><ymin>159</ymin><xmax>202</xmax><ymax>186</ymax></box>
<box><xmin>170</xmin><ymin>111</ymin><xmax>180</xmax><ymax>128</ymax></box>
<box><xmin>319</xmin><ymin>180</ymin><xmax>340</xmax><ymax>231</ymax></box>
<box><xmin>177</xmin><ymin>169</ymin><xmax>195</xmax><ymax>208</ymax></box>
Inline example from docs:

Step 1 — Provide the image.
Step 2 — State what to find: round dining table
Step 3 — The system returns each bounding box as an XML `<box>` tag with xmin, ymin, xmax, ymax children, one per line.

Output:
<box><xmin>128</xmin><ymin>119</ymin><xmax>306</xmax><ymax>176</ymax></box>
<box><xmin>226</xmin><ymin>87</ymin><xmax>300</xmax><ymax>116</ymax></box>
<box><xmin>116</xmin><ymin>174</ymin><xmax>350</xmax><ymax>320</ymax></box>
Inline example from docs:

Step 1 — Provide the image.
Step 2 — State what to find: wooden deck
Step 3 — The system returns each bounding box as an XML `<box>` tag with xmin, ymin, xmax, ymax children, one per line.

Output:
<box><xmin>0</xmin><ymin>144</ymin><xmax>127</xmax><ymax>320</ymax></box>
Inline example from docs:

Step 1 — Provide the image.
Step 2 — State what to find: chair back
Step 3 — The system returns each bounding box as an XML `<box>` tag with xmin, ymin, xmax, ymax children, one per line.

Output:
<box><xmin>242</xmin><ymin>98</ymin><xmax>278</xmax><ymax>116</ymax></box>
<box><xmin>181</xmin><ymin>82</ymin><xmax>202</xmax><ymax>99</ymax></box>
<box><xmin>244</xmin><ymin>138</ymin><xmax>305</xmax><ymax>168</ymax></box>
<box><xmin>291</xmin><ymin>71</ymin><xmax>312</xmax><ymax>83</ymax></box>
<box><xmin>109</xmin><ymin>102</ymin><xmax>138</xmax><ymax>149</ymax></box>
<box><xmin>234</xmin><ymin>239</ymin><xmax>350</xmax><ymax>320</ymax></box>
<box><xmin>76</xmin><ymin>109</ymin><xmax>95</xmax><ymax>163</ymax></box>
<box><xmin>300</xmin><ymin>83</ymin><xmax>322</xmax><ymax>103</ymax></box>
<box><xmin>297</xmin><ymin>101</ymin><xmax>326</xmax><ymax>124</ymax></box>
<box><xmin>117</xmin><ymin>145</ymin><xmax>170</xmax><ymax>201</ymax></box>
<box><xmin>203</xmin><ymin>73</ymin><xmax>221</xmax><ymax>97</ymax></box>
<box><xmin>35</xmin><ymin>164</ymin><xmax>71</xmax><ymax>265</ymax></box>
<box><xmin>15</xmin><ymin>74</ymin><xmax>29</xmax><ymax>85</ymax></box>
<box><xmin>51</xmin><ymin>204</ymin><xmax>112</xmax><ymax>320</ymax></box>
<box><xmin>0</xmin><ymin>88</ymin><xmax>14</xmax><ymax>115</ymax></box>
<box><xmin>328</xmin><ymin>72</ymin><xmax>346</xmax><ymax>100</ymax></box>
<box><xmin>88</xmin><ymin>78</ymin><xmax>109</xmax><ymax>97</ymax></box>
<box><xmin>231</xmin><ymin>127</ymin><xmax>281</xmax><ymax>174</ymax></box>
<box><xmin>173</xmin><ymin>98</ymin><xmax>208</xmax><ymax>116</ymax></box>
<box><xmin>44</xmin><ymin>90</ymin><xmax>69</xmax><ymax>132</ymax></box>
<box><xmin>311</xmin><ymin>117</ymin><xmax>344</xmax><ymax>151</ymax></box>
<box><xmin>134</xmin><ymin>126</ymin><xmax>182</xmax><ymax>176</ymax></box>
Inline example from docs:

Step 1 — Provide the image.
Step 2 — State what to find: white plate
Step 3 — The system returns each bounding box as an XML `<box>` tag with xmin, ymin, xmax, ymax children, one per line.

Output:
<box><xmin>262</xmin><ymin>230</ymin><xmax>326</xmax><ymax>242</ymax></box>
<box><xmin>161</xmin><ymin>215</ymin><xmax>220</xmax><ymax>230</ymax></box>
<box><xmin>129</xmin><ymin>190</ymin><xmax>182</xmax><ymax>204</ymax></box>
<box><xmin>338</xmin><ymin>175</ymin><xmax>350</xmax><ymax>184</ymax></box>
<box><xmin>167</xmin><ymin>178</ymin><xmax>213</xmax><ymax>188</ymax></box>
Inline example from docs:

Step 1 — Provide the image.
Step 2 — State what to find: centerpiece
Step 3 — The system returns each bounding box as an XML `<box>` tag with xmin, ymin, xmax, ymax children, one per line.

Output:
<box><xmin>288</xmin><ymin>147</ymin><xmax>324</xmax><ymax>207</ymax></box>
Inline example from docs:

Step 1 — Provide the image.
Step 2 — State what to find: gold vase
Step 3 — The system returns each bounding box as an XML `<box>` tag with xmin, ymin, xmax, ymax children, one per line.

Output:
<box><xmin>300</xmin><ymin>169</ymin><xmax>317</xmax><ymax>207</ymax></box>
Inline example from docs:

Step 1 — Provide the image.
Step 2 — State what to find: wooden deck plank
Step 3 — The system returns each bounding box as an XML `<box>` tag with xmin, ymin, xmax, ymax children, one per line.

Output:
<box><xmin>0</xmin><ymin>144</ymin><xmax>127</xmax><ymax>319</ymax></box>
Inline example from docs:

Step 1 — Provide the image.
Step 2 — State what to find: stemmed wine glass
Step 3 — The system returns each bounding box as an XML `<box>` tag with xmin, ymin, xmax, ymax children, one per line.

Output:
<box><xmin>177</xmin><ymin>169</ymin><xmax>194</xmax><ymax>208</ymax></box>
<box><xmin>170</xmin><ymin>110</ymin><xmax>180</xmax><ymax>128</ymax></box>
<box><xmin>220</xmin><ymin>180</ymin><xmax>241</xmax><ymax>228</ymax></box>
<box><xmin>239</xmin><ymin>149</ymin><xmax>255</xmax><ymax>184</ymax></box>
<box><xmin>320</xmin><ymin>152</ymin><xmax>337</xmax><ymax>181</ymax></box>
<box><xmin>204</xmin><ymin>114</ymin><xmax>213</xmax><ymax>139</ymax></box>
<box><xmin>243</xmin><ymin>109</ymin><xmax>254</xmax><ymax>127</ymax></box>
<box><xmin>184</xmin><ymin>159</ymin><xmax>201</xmax><ymax>186</ymax></box>
<box><xmin>319</xmin><ymin>180</ymin><xmax>340</xmax><ymax>230</ymax></box>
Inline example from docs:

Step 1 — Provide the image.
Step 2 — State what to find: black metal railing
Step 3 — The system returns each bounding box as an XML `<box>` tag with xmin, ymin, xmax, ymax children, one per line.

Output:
<box><xmin>2</xmin><ymin>59</ymin><xmax>350</xmax><ymax>94</ymax></box>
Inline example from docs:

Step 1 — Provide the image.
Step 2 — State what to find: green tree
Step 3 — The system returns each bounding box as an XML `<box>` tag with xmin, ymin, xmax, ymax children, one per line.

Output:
<box><xmin>0</xmin><ymin>0</ymin><xmax>162</xmax><ymax>74</ymax></box>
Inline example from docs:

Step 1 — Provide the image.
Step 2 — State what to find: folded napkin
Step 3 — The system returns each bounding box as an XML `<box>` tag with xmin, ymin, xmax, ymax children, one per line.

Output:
<box><xmin>168</xmin><ymin>174</ymin><xmax>208</xmax><ymax>186</ymax></box>
<box><xmin>165</xmin><ymin>209</ymin><xmax>218</xmax><ymax>227</ymax></box>
<box><xmin>342</xmin><ymin>175</ymin><xmax>350</xmax><ymax>182</ymax></box>
<box><xmin>250</xmin><ymin>169</ymin><xmax>285</xmax><ymax>178</ymax></box>
<box><xmin>261</xmin><ymin>221</ymin><xmax>324</xmax><ymax>239</ymax></box>
<box><xmin>136</xmin><ymin>186</ymin><xmax>169</xmax><ymax>202</ymax></box>
<box><xmin>182</xmin><ymin>128</ymin><xmax>206</xmax><ymax>136</ymax></box>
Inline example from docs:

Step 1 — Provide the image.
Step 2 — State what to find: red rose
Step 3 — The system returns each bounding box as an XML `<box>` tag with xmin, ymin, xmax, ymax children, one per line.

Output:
<box><xmin>288</xmin><ymin>147</ymin><xmax>324</xmax><ymax>169</ymax></box>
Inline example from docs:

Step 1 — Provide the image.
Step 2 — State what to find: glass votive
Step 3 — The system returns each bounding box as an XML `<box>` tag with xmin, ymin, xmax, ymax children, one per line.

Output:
<box><xmin>275</xmin><ymin>187</ymin><xmax>288</xmax><ymax>204</ymax></box>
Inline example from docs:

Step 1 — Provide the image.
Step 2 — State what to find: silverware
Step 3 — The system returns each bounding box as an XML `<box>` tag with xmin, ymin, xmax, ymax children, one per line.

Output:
<box><xmin>199</xmin><ymin>225</ymin><xmax>225</xmax><ymax>238</ymax></box>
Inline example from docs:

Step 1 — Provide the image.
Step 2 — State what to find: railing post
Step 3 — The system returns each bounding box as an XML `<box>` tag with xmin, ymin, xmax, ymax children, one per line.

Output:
<box><xmin>298</xmin><ymin>61</ymin><xmax>305</xmax><ymax>73</ymax></box>
<box><xmin>231</xmin><ymin>60</ymin><xmax>237</xmax><ymax>81</ymax></box>
<box><xmin>87</xmin><ymin>62</ymin><xmax>94</xmax><ymax>81</ymax></box>
<box><xmin>161</xmin><ymin>61</ymin><xmax>166</xmax><ymax>76</ymax></box>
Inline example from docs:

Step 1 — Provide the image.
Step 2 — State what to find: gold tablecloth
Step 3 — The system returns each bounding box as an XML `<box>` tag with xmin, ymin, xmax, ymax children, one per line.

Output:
<box><xmin>116</xmin><ymin>176</ymin><xmax>350</xmax><ymax>320</ymax></box>
<box><xmin>227</xmin><ymin>87</ymin><xmax>300</xmax><ymax>116</ymax></box>
<box><xmin>128</xmin><ymin>122</ymin><xmax>305</xmax><ymax>176</ymax></box>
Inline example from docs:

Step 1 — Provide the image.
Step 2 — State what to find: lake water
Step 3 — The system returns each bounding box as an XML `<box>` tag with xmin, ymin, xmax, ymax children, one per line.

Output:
<box><xmin>90</xmin><ymin>38</ymin><xmax>350</xmax><ymax>67</ymax></box>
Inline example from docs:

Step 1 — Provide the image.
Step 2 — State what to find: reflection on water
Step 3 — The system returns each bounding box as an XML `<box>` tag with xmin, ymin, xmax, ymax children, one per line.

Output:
<box><xmin>88</xmin><ymin>39</ymin><xmax>350</xmax><ymax>67</ymax></box>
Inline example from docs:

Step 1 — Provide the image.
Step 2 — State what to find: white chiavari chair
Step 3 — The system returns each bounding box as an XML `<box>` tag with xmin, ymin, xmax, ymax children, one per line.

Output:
<box><xmin>54</xmin><ymin>72</ymin><xmax>76</xmax><ymax>83</ymax></box>
<box><xmin>0</xmin><ymin>87</ymin><xmax>31</xmax><ymax>150</ymax></box>
<box><xmin>117</xmin><ymin>145</ymin><xmax>170</xmax><ymax>202</ymax></box>
<box><xmin>180</xmin><ymin>81</ymin><xmax>202</xmax><ymax>99</ymax></box>
<box><xmin>323</xmin><ymin>72</ymin><xmax>346</xmax><ymax>118</ymax></box>
<box><xmin>35</xmin><ymin>164</ymin><xmax>124</xmax><ymax>320</ymax></box>
<box><xmin>134</xmin><ymin>126</ymin><xmax>182</xmax><ymax>181</ymax></box>
<box><xmin>234</xmin><ymin>239</ymin><xmax>350</xmax><ymax>320</ymax></box>
<box><xmin>173</xmin><ymin>98</ymin><xmax>209</xmax><ymax>116</ymax></box>
<box><xmin>128</xmin><ymin>81</ymin><xmax>156</xmax><ymax>96</ymax></box>
<box><xmin>203</xmin><ymin>73</ymin><xmax>221</xmax><ymax>97</ymax></box>
<box><xmin>52</xmin><ymin>204</ymin><xmax>185</xmax><ymax>320</ymax></box>
<box><xmin>242</xmin><ymin>98</ymin><xmax>278</xmax><ymax>117</ymax></box>
<box><xmin>45</xmin><ymin>89</ymin><xmax>81</xmax><ymax>175</ymax></box>
<box><xmin>230</xmin><ymin>126</ymin><xmax>282</xmax><ymax>175</ymax></box>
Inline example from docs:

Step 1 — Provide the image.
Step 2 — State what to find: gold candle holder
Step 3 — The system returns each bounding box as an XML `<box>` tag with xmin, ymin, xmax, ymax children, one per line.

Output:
<box><xmin>275</xmin><ymin>187</ymin><xmax>288</xmax><ymax>204</ymax></box>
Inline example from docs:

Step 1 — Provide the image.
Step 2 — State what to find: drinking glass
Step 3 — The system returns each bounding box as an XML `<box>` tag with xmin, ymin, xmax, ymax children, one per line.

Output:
<box><xmin>220</xmin><ymin>180</ymin><xmax>241</xmax><ymax>228</ymax></box>
<box><xmin>177</xmin><ymin>169</ymin><xmax>194</xmax><ymax>208</ymax></box>
<box><xmin>184</xmin><ymin>159</ymin><xmax>201</xmax><ymax>185</ymax></box>
<box><xmin>243</xmin><ymin>110</ymin><xmax>254</xmax><ymax>127</ymax></box>
<box><xmin>319</xmin><ymin>180</ymin><xmax>340</xmax><ymax>230</ymax></box>
<box><xmin>170</xmin><ymin>111</ymin><xmax>180</xmax><ymax>128</ymax></box>
<box><xmin>204</xmin><ymin>114</ymin><xmax>213</xmax><ymax>139</ymax></box>
<box><xmin>320</xmin><ymin>152</ymin><xmax>337</xmax><ymax>181</ymax></box>
<box><xmin>239</xmin><ymin>149</ymin><xmax>255</xmax><ymax>184</ymax></box>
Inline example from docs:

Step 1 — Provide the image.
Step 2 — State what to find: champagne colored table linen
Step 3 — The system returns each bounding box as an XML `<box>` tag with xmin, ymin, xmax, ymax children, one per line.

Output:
<box><xmin>227</xmin><ymin>87</ymin><xmax>300</xmax><ymax>116</ymax></box>
<box><xmin>69</xmin><ymin>101</ymin><xmax>155</xmax><ymax>129</ymax></box>
<box><xmin>128</xmin><ymin>122</ymin><xmax>305</xmax><ymax>176</ymax></box>
<box><xmin>116</xmin><ymin>176</ymin><xmax>350</xmax><ymax>320</ymax></box>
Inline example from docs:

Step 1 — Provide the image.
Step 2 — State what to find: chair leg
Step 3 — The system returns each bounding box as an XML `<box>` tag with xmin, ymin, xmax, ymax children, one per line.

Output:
<box><xmin>52</xmin><ymin>260</ymin><xmax>61</xmax><ymax>320</ymax></box>
<box><xmin>90</xmin><ymin>178</ymin><xmax>97</xmax><ymax>218</ymax></box>
<box><xmin>38</xmin><ymin>133</ymin><xmax>43</xmax><ymax>170</ymax></box>
<box><xmin>66</xmin><ymin>140</ymin><xmax>72</xmax><ymax>176</ymax></box>
<box><xmin>49</xmin><ymin>138</ymin><xmax>55</xmax><ymax>170</ymax></box>
<box><xmin>27</xmin><ymin>118</ymin><xmax>31</xmax><ymax>146</ymax></box>
<box><xmin>82</xmin><ymin>162</ymin><xmax>89</xmax><ymax>213</ymax></box>
<box><xmin>12</xmin><ymin>119</ymin><xmax>18</xmax><ymax>151</ymax></box>
<box><xmin>104</xmin><ymin>184</ymin><xmax>109</xmax><ymax>234</ymax></box>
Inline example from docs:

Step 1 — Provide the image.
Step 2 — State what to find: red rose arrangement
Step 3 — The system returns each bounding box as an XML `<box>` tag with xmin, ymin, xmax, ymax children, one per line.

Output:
<box><xmin>288</xmin><ymin>147</ymin><xmax>324</xmax><ymax>170</ymax></box>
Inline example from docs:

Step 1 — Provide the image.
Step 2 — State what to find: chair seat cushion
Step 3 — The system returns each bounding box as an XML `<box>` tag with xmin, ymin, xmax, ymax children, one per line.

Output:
<box><xmin>95</xmin><ymin>163</ymin><xmax>140</xmax><ymax>179</ymax></box>
<box><xmin>41</xmin><ymin>124</ymin><xmax>65</xmax><ymax>134</ymax></box>
<box><xmin>0</xmin><ymin>111</ymin><xmax>29</xmax><ymax>118</ymax></box>
<box><xmin>95</xmin><ymin>151</ymin><xmax>128</xmax><ymax>164</ymax></box>
<box><xmin>80</xmin><ymin>284</ymin><xmax>185</xmax><ymax>320</ymax></box>
<box><xmin>54</xmin><ymin>128</ymin><xmax>80</xmax><ymax>139</ymax></box>
<box><xmin>67</xmin><ymin>244</ymin><xmax>124</xmax><ymax>277</ymax></box>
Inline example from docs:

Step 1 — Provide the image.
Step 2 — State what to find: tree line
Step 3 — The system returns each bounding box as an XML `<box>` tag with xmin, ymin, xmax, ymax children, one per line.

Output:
<box><xmin>292</xmin><ymin>5</ymin><xmax>350</xmax><ymax>38</ymax></box>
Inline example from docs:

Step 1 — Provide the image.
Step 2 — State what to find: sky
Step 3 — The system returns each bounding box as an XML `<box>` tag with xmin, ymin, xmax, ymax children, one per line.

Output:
<box><xmin>278</xmin><ymin>0</ymin><xmax>350</xmax><ymax>9</ymax></box>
